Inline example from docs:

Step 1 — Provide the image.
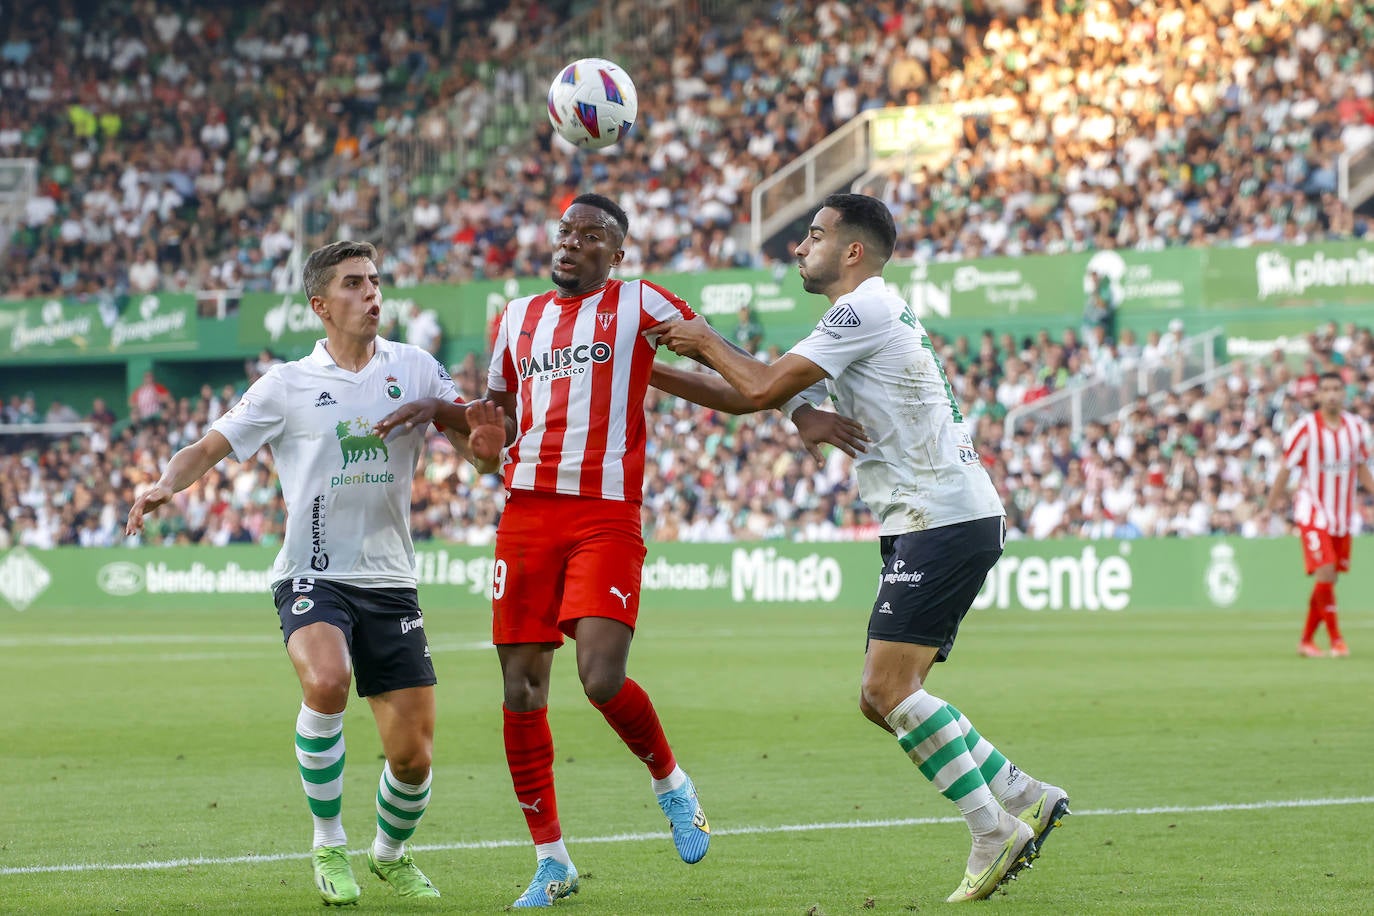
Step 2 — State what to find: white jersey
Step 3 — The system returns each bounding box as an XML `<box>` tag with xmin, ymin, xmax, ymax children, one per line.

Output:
<box><xmin>212</xmin><ymin>337</ymin><xmax>460</xmax><ymax>588</ymax></box>
<box><xmin>788</xmin><ymin>276</ymin><xmax>1004</xmax><ymax>536</ymax></box>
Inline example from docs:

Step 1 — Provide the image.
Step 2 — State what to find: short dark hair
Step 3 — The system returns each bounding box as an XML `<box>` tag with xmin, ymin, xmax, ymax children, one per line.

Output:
<box><xmin>570</xmin><ymin>192</ymin><xmax>629</xmax><ymax>240</ymax></box>
<box><xmin>821</xmin><ymin>193</ymin><xmax>896</xmax><ymax>263</ymax></box>
<box><xmin>303</xmin><ymin>240</ymin><xmax>378</xmax><ymax>299</ymax></box>
<box><xmin>1318</xmin><ymin>370</ymin><xmax>1343</xmax><ymax>384</ymax></box>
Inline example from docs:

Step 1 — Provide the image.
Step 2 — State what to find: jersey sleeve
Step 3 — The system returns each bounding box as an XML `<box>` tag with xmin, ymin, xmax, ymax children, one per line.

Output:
<box><xmin>786</xmin><ymin>293</ymin><xmax>892</xmax><ymax>380</ymax></box>
<box><xmin>782</xmin><ymin>379</ymin><xmax>831</xmax><ymax>418</ymax></box>
<box><xmin>487</xmin><ymin>306</ymin><xmax>516</xmax><ymax>394</ymax></box>
<box><xmin>423</xmin><ymin>354</ymin><xmax>462</xmax><ymax>403</ymax></box>
<box><xmin>1281</xmin><ymin>420</ymin><xmax>1308</xmax><ymax>471</ymax></box>
<box><xmin>423</xmin><ymin>354</ymin><xmax>463</xmax><ymax>432</ymax></box>
<box><xmin>210</xmin><ymin>370</ymin><xmax>286</xmax><ymax>461</ymax></box>
<box><xmin>638</xmin><ymin>280</ymin><xmax>696</xmax><ymax>340</ymax></box>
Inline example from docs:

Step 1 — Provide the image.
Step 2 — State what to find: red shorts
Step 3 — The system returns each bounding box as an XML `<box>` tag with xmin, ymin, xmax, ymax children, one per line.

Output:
<box><xmin>1299</xmin><ymin>525</ymin><xmax>1351</xmax><ymax>575</ymax></box>
<box><xmin>491</xmin><ymin>489</ymin><xmax>646</xmax><ymax>645</ymax></box>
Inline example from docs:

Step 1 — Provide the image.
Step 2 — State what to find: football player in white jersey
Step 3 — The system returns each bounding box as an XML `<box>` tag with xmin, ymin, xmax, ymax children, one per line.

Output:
<box><xmin>126</xmin><ymin>241</ymin><xmax>471</xmax><ymax>905</ymax></box>
<box><xmin>653</xmin><ymin>194</ymin><xmax>1069</xmax><ymax>903</ymax></box>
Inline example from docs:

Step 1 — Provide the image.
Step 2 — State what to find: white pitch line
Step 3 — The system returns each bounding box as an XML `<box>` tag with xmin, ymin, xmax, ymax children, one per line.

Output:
<box><xmin>3</xmin><ymin>795</ymin><xmax>1371</xmax><ymax>877</ymax></box>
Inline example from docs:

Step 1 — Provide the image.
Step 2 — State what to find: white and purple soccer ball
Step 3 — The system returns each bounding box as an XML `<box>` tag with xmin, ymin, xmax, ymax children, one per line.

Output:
<box><xmin>547</xmin><ymin>58</ymin><xmax>638</xmax><ymax>150</ymax></box>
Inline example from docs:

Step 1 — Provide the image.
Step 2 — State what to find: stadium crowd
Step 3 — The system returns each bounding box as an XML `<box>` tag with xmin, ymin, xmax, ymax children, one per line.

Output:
<box><xmin>3</xmin><ymin>0</ymin><xmax>1371</xmax><ymax>299</ymax></box>
<box><xmin>4</xmin><ymin>0</ymin><xmax>1374</xmax><ymax>550</ymax></box>
<box><xmin>4</xmin><ymin>318</ymin><xmax>1372</xmax><ymax>551</ymax></box>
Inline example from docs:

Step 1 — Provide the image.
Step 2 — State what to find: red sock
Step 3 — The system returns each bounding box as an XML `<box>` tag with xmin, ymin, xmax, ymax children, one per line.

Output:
<box><xmin>1321</xmin><ymin>584</ymin><xmax>1344</xmax><ymax>642</ymax></box>
<box><xmin>1302</xmin><ymin>582</ymin><xmax>1329</xmax><ymax>643</ymax></box>
<box><xmin>503</xmin><ymin>706</ymin><xmax>561</xmax><ymax>844</ymax></box>
<box><xmin>591</xmin><ymin>678</ymin><xmax>676</xmax><ymax>779</ymax></box>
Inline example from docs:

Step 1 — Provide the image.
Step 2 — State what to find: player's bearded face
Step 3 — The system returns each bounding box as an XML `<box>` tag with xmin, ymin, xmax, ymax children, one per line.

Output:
<box><xmin>796</xmin><ymin>207</ymin><xmax>842</xmax><ymax>296</ymax></box>
<box><xmin>1317</xmin><ymin>379</ymin><xmax>1344</xmax><ymax>412</ymax></box>
<box><xmin>552</xmin><ymin>204</ymin><xmax>623</xmax><ymax>295</ymax></box>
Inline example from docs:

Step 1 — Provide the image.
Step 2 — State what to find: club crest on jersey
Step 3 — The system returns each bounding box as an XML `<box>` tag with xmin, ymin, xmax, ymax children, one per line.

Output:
<box><xmin>596</xmin><ymin>312</ymin><xmax>616</xmax><ymax>330</ymax></box>
<box><xmin>821</xmin><ymin>304</ymin><xmax>861</xmax><ymax>328</ymax></box>
<box><xmin>519</xmin><ymin>341</ymin><xmax>613</xmax><ymax>381</ymax></box>
<box><xmin>384</xmin><ymin>375</ymin><xmax>404</xmax><ymax>400</ymax></box>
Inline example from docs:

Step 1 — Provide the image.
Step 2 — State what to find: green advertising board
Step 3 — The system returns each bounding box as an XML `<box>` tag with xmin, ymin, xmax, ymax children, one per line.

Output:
<box><xmin>0</xmin><ymin>537</ymin><xmax>1359</xmax><ymax>616</ymax></box>
<box><xmin>8</xmin><ymin>240</ymin><xmax>1374</xmax><ymax>369</ymax></box>
<box><xmin>233</xmin><ymin>270</ymin><xmax>834</xmax><ymax>357</ymax></box>
<box><xmin>0</xmin><ymin>294</ymin><xmax>197</xmax><ymax>360</ymax></box>
<box><xmin>1202</xmin><ymin>241</ymin><xmax>1374</xmax><ymax>309</ymax></box>
<box><xmin>893</xmin><ymin>248</ymin><xmax>1201</xmax><ymax>322</ymax></box>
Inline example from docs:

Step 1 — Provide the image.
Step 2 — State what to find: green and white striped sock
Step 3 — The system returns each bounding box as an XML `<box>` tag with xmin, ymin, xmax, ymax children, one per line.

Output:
<box><xmin>948</xmin><ymin>705</ymin><xmax>1030</xmax><ymax>803</ymax></box>
<box><xmin>887</xmin><ymin>690</ymin><xmax>1000</xmax><ymax>834</ymax></box>
<box><xmin>373</xmin><ymin>762</ymin><xmax>432</xmax><ymax>862</ymax></box>
<box><xmin>295</xmin><ymin>703</ymin><xmax>347</xmax><ymax>848</ymax></box>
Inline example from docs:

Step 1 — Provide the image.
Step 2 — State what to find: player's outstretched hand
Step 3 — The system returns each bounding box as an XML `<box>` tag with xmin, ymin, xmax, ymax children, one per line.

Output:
<box><xmin>374</xmin><ymin>398</ymin><xmax>439</xmax><ymax>438</ymax></box>
<box><xmin>466</xmin><ymin>399</ymin><xmax>507</xmax><ymax>465</ymax></box>
<box><xmin>125</xmin><ymin>484</ymin><xmax>173</xmax><ymax>536</ymax></box>
<box><xmin>792</xmin><ymin>404</ymin><xmax>869</xmax><ymax>462</ymax></box>
<box><xmin>647</xmin><ymin>315</ymin><xmax>714</xmax><ymax>357</ymax></box>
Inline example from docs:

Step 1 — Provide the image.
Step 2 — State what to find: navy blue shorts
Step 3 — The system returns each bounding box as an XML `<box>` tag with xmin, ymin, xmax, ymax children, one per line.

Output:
<box><xmin>273</xmin><ymin>578</ymin><xmax>436</xmax><ymax>698</ymax></box>
<box><xmin>868</xmin><ymin>516</ymin><xmax>1005</xmax><ymax>662</ymax></box>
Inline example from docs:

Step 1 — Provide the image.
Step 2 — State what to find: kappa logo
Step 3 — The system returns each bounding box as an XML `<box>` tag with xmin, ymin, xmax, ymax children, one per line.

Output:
<box><xmin>596</xmin><ymin>311</ymin><xmax>615</xmax><ymax>330</ymax></box>
<box><xmin>609</xmin><ymin>586</ymin><xmax>631</xmax><ymax>609</ymax></box>
<box><xmin>315</xmin><ymin>391</ymin><xmax>338</xmax><ymax>407</ymax></box>
<box><xmin>821</xmin><ymin>303</ymin><xmax>861</xmax><ymax>328</ymax></box>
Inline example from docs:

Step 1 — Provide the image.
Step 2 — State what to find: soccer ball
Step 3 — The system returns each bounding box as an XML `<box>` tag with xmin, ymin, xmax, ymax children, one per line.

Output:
<box><xmin>547</xmin><ymin>58</ymin><xmax>638</xmax><ymax>150</ymax></box>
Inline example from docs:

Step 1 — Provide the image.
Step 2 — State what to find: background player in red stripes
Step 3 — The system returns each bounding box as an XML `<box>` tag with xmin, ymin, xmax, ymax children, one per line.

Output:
<box><xmin>1268</xmin><ymin>371</ymin><xmax>1374</xmax><ymax>658</ymax></box>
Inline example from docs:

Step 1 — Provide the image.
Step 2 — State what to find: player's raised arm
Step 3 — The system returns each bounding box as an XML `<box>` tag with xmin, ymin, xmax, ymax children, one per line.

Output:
<box><xmin>125</xmin><ymin>429</ymin><xmax>234</xmax><ymax>535</ymax></box>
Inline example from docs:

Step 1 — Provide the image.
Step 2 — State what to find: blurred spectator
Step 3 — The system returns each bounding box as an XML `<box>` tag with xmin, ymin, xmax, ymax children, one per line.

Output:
<box><xmin>128</xmin><ymin>370</ymin><xmax>172</xmax><ymax>422</ymax></box>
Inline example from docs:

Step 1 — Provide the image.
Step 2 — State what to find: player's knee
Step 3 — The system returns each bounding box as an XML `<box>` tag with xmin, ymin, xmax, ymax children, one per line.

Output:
<box><xmin>858</xmin><ymin>678</ymin><xmax>904</xmax><ymax>723</ymax></box>
<box><xmin>388</xmin><ymin>752</ymin><xmax>432</xmax><ymax>786</ymax></box>
<box><xmin>298</xmin><ymin>668</ymin><xmax>351</xmax><ymax>710</ymax></box>
<box><xmin>579</xmin><ymin>668</ymin><xmax>626</xmax><ymax>705</ymax></box>
<box><xmin>858</xmin><ymin>693</ymin><xmax>893</xmax><ymax>731</ymax></box>
<box><xmin>502</xmin><ymin>678</ymin><xmax>549</xmax><ymax>711</ymax></box>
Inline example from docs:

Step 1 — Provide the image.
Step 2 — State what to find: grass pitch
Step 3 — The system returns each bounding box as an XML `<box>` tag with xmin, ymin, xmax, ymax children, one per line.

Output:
<box><xmin>2</xmin><ymin>595</ymin><xmax>1371</xmax><ymax>914</ymax></box>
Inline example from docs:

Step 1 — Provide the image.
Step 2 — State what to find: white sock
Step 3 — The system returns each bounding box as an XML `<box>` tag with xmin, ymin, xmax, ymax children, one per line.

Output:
<box><xmin>651</xmin><ymin>764</ymin><xmax>687</xmax><ymax>795</ymax></box>
<box><xmin>295</xmin><ymin>703</ymin><xmax>347</xmax><ymax>849</ymax></box>
<box><xmin>535</xmin><ymin>838</ymin><xmax>573</xmax><ymax>867</ymax></box>
<box><xmin>372</xmin><ymin>762</ymin><xmax>432</xmax><ymax>862</ymax></box>
<box><xmin>886</xmin><ymin>690</ymin><xmax>1002</xmax><ymax>835</ymax></box>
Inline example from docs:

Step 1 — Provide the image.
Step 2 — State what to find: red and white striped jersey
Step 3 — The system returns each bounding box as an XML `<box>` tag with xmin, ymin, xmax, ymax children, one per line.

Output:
<box><xmin>487</xmin><ymin>279</ymin><xmax>694</xmax><ymax>502</ymax></box>
<box><xmin>1280</xmin><ymin>410</ymin><xmax>1372</xmax><ymax>535</ymax></box>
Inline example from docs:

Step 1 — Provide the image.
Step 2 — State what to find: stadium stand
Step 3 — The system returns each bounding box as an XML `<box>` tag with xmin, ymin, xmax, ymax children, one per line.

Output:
<box><xmin>3</xmin><ymin>1</ymin><xmax>1374</xmax><ymax>550</ymax></box>
<box><xmin>5</xmin><ymin>0</ymin><xmax>1369</xmax><ymax>293</ymax></box>
<box><xmin>5</xmin><ymin>318</ymin><xmax>1371</xmax><ymax>549</ymax></box>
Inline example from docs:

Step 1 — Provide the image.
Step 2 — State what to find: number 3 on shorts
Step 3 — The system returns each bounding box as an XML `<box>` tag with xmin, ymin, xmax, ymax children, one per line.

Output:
<box><xmin>1304</xmin><ymin>530</ymin><xmax>1321</xmax><ymax>555</ymax></box>
<box><xmin>492</xmin><ymin>559</ymin><xmax>508</xmax><ymax>600</ymax></box>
